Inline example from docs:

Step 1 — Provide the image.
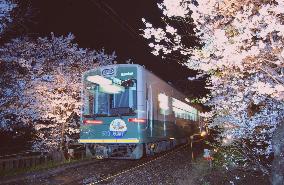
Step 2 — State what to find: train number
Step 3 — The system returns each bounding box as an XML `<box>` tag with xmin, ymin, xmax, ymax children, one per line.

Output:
<box><xmin>102</xmin><ymin>131</ymin><xmax>111</xmax><ymax>136</ymax></box>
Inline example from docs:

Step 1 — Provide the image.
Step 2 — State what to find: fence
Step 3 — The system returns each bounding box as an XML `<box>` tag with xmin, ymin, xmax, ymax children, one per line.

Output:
<box><xmin>0</xmin><ymin>145</ymin><xmax>86</xmax><ymax>172</ymax></box>
<box><xmin>0</xmin><ymin>154</ymin><xmax>51</xmax><ymax>171</ymax></box>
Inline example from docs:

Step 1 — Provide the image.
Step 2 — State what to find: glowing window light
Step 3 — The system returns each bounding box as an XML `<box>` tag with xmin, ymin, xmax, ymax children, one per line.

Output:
<box><xmin>99</xmin><ymin>84</ymin><xmax>125</xmax><ymax>94</ymax></box>
<box><xmin>172</xmin><ymin>98</ymin><xmax>199</xmax><ymax>120</ymax></box>
<box><xmin>158</xmin><ymin>93</ymin><xmax>169</xmax><ymax>110</ymax></box>
<box><xmin>173</xmin><ymin>107</ymin><xmax>182</xmax><ymax>113</ymax></box>
<box><xmin>87</xmin><ymin>75</ymin><xmax>112</xmax><ymax>85</ymax></box>
<box><xmin>172</xmin><ymin>98</ymin><xmax>190</xmax><ymax>111</ymax></box>
<box><xmin>172</xmin><ymin>98</ymin><xmax>197</xmax><ymax>114</ymax></box>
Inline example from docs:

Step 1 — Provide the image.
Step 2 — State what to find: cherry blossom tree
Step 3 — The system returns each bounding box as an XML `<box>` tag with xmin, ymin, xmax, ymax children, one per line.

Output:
<box><xmin>142</xmin><ymin>0</ymin><xmax>284</xmax><ymax>174</ymax></box>
<box><xmin>0</xmin><ymin>33</ymin><xmax>116</xmax><ymax>151</ymax></box>
<box><xmin>0</xmin><ymin>0</ymin><xmax>16</xmax><ymax>36</ymax></box>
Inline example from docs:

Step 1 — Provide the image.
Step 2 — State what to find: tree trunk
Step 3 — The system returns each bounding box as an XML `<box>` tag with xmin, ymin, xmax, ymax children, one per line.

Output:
<box><xmin>272</xmin><ymin>121</ymin><xmax>284</xmax><ymax>185</ymax></box>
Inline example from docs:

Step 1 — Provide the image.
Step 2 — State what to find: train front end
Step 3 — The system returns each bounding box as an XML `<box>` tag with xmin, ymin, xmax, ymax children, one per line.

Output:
<box><xmin>79</xmin><ymin>65</ymin><xmax>146</xmax><ymax>159</ymax></box>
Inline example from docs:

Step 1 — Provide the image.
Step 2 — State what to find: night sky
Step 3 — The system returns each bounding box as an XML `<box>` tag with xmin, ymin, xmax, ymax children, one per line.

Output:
<box><xmin>25</xmin><ymin>0</ymin><xmax>206</xmax><ymax>97</ymax></box>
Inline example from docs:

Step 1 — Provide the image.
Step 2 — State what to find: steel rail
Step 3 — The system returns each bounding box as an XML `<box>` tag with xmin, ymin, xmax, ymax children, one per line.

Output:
<box><xmin>87</xmin><ymin>142</ymin><xmax>192</xmax><ymax>185</ymax></box>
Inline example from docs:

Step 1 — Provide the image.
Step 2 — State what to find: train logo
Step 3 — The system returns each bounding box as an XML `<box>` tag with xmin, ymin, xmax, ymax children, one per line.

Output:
<box><xmin>101</xmin><ymin>68</ymin><xmax>115</xmax><ymax>77</ymax></box>
<box><xmin>109</xmin><ymin>119</ymin><xmax>127</xmax><ymax>138</ymax></box>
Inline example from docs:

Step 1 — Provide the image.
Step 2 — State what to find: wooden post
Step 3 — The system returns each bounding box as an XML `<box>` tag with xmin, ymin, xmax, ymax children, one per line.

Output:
<box><xmin>0</xmin><ymin>161</ymin><xmax>3</xmax><ymax>171</ymax></box>
<box><xmin>4</xmin><ymin>160</ymin><xmax>13</xmax><ymax>170</ymax></box>
<box><xmin>44</xmin><ymin>155</ymin><xmax>47</xmax><ymax>164</ymax></box>
<box><xmin>13</xmin><ymin>159</ymin><xmax>19</xmax><ymax>169</ymax></box>
<box><xmin>25</xmin><ymin>158</ymin><xmax>30</xmax><ymax>168</ymax></box>
<box><xmin>31</xmin><ymin>157</ymin><xmax>36</xmax><ymax>167</ymax></box>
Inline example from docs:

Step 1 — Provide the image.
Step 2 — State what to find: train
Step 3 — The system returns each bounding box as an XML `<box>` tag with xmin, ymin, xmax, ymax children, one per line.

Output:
<box><xmin>79</xmin><ymin>64</ymin><xmax>202</xmax><ymax>159</ymax></box>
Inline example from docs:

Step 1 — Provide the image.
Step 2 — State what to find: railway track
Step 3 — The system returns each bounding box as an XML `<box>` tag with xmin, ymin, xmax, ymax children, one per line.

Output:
<box><xmin>0</xmin><ymin>139</ymin><xmax>204</xmax><ymax>185</ymax></box>
<box><xmin>75</xmin><ymin>142</ymin><xmax>195</xmax><ymax>185</ymax></box>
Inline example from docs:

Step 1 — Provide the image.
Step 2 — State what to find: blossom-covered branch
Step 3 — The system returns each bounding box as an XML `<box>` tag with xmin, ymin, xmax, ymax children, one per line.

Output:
<box><xmin>0</xmin><ymin>33</ymin><xmax>116</xmax><ymax>151</ymax></box>
<box><xmin>0</xmin><ymin>0</ymin><xmax>16</xmax><ymax>36</ymax></box>
<box><xmin>141</xmin><ymin>0</ymin><xmax>284</xmax><ymax>160</ymax></box>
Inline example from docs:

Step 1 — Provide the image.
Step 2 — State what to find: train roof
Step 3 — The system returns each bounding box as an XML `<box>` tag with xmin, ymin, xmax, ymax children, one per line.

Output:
<box><xmin>86</xmin><ymin>64</ymin><xmax>203</xmax><ymax>112</ymax></box>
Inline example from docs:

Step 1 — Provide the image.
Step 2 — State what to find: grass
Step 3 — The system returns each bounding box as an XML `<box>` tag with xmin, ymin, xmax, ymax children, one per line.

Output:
<box><xmin>0</xmin><ymin>157</ymin><xmax>92</xmax><ymax>178</ymax></box>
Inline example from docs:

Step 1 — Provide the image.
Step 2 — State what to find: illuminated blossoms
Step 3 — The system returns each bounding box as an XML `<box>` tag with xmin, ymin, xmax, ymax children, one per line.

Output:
<box><xmin>0</xmin><ymin>33</ymin><xmax>116</xmax><ymax>151</ymax></box>
<box><xmin>0</xmin><ymin>0</ymin><xmax>16</xmax><ymax>35</ymax></box>
<box><xmin>142</xmin><ymin>0</ymin><xmax>284</xmax><ymax>157</ymax></box>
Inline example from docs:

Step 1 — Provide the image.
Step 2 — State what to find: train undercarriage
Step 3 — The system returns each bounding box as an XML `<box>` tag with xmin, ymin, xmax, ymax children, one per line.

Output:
<box><xmin>85</xmin><ymin>138</ymin><xmax>188</xmax><ymax>159</ymax></box>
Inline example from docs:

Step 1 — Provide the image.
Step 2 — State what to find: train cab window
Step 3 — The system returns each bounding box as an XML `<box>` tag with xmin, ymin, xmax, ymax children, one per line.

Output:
<box><xmin>110</xmin><ymin>82</ymin><xmax>137</xmax><ymax>115</ymax></box>
<box><xmin>83</xmin><ymin>76</ymin><xmax>137</xmax><ymax>117</ymax></box>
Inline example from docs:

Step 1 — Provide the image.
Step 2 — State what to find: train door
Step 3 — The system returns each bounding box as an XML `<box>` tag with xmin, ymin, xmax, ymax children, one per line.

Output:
<box><xmin>147</xmin><ymin>84</ymin><xmax>154</xmax><ymax>137</ymax></box>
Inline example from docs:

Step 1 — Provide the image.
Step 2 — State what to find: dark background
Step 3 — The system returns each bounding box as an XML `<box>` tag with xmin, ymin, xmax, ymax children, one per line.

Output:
<box><xmin>4</xmin><ymin>0</ymin><xmax>207</xmax><ymax>97</ymax></box>
<box><xmin>0</xmin><ymin>0</ymin><xmax>208</xmax><ymax>154</ymax></box>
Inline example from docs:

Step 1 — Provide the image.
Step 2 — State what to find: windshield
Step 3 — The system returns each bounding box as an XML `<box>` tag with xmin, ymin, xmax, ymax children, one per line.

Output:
<box><xmin>82</xmin><ymin>76</ymin><xmax>137</xmax><ymax>117</ymax></box>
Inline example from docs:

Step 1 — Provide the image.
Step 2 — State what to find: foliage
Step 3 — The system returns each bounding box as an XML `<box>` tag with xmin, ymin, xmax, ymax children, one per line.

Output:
<box><xmin>0</xmin><ymin>0</ymin><xmax>16</xmax><ymax>36</ymax></box>
<box><xmin>141</xmin><ymin>0</ymin><xmax>284</xmax><ymax>173</ymax></box>
<box><xmin>0</xmin><ymin>0</ymin><xmax>38</xmax><ymax>44</ymax></box>
<box><xmin>0</xmin><ymin>33</ymin><xmax>116</xmax><ymax>151</ymax></box>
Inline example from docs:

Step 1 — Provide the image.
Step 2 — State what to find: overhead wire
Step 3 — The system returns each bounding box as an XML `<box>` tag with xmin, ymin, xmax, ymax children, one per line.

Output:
<box><xmin>89</xmin><ymin>0</ymin><xmax>141</xmax><ymax>40</ymax></box>
<box><xmin>88</xmin><ymin>0</ymin><xmax>198</xmax><ymax>85</ymax></box>
<box><xmin>88</xmin><ymin>0</ymin><xmax>196</xmax><ymax>53</ymax></box>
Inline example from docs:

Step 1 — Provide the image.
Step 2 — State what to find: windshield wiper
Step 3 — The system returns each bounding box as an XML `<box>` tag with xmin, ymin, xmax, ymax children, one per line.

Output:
<box><xmin>110</xmin><ymin>107</ymin><xmax>135</xmax><ymax>118</ymax></box>
<box><xmin>83</xmin><ymin>114</ymin><xmax>107</xmax><ymax>118</ymax></box>
<box><xmin>113</xmin><ymin>109</ymin><xmax>123</xmax><ymax>119</ymax></box>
